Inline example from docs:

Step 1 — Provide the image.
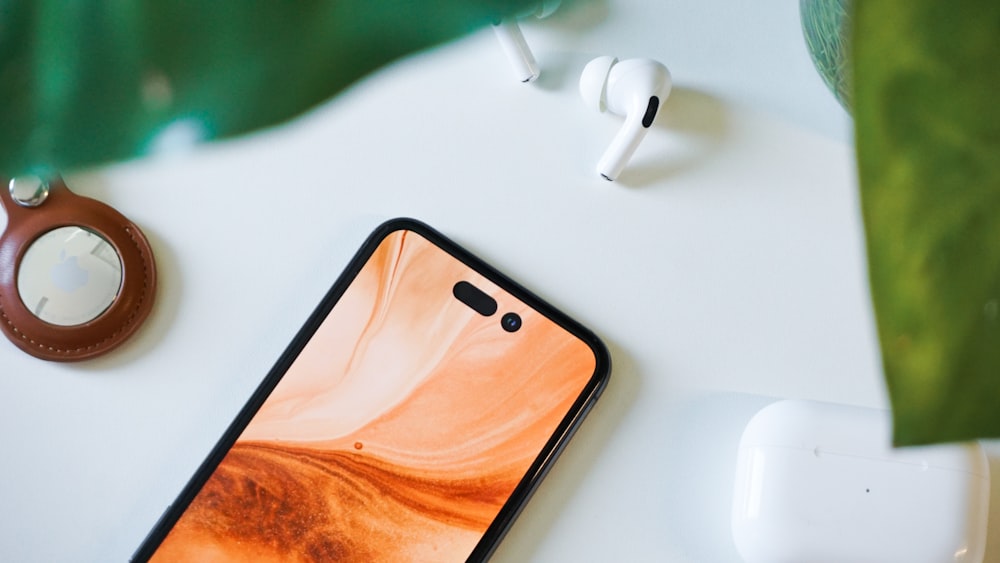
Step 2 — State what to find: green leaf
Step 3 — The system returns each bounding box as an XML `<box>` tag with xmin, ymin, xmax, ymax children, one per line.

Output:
<box><xmin>0</xmin><ymin>0</ymin><xmax>535</xmax><ymax>175</ymax></box>
<box><xmin>853</xmin><ymin>1</ymin><xmax>1000</xmax><ymax>445</ymax></box>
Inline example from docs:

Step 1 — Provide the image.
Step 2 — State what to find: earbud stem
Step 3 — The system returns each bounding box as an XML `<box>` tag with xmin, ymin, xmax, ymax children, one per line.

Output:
<box><xmin>596</xmin><ymin>99</ymin><xmax>654</xmax><ymax>181</ymax></box>
<box><xmin>492</xmin><ymin>19</ymin><xmax>539</xmax><ymax>83</ymax></box>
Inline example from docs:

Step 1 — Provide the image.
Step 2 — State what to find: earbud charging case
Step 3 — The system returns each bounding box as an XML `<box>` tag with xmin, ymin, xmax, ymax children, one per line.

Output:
<box><xmin>731</xmin><ymin>400</ymin><xmax>990</xmax><ymax>563</ymax></box>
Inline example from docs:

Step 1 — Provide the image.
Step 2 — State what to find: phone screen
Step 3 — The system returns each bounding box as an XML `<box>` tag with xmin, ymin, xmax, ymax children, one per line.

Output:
<box><xmin>137</xmin><ymin>219</ymin><xmax>610</xmax><ymax>562</ymax></box>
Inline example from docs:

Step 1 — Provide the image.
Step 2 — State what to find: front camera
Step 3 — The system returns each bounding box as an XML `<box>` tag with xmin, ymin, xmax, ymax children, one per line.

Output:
<box><xmin>501</xmin><ymin>312</ymin><xmax>522</xmax><ymax>333</ymax></box>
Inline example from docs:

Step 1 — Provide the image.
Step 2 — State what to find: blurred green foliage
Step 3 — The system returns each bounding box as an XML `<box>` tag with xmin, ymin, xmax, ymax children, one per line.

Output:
<box><xmin>0</xmin><ymin>0</ymin><xmax>533</xmax><ymax>175</ymax></box>
<box><xmin>853</xmin><ymin>0</ymin><xmax>1000</xmax><ymax>445</ymax></box>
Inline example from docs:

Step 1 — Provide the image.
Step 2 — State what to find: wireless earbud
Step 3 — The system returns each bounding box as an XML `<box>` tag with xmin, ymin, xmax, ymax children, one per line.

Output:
<box><xmin>580</xmin><ymin>56</ymin><xmax>671</xmax><ymax>181</ymax></box>
<box><xmin>493</xmin><ymin>0</ymin><xmax>560</xmax><ymax>83</ymax></box>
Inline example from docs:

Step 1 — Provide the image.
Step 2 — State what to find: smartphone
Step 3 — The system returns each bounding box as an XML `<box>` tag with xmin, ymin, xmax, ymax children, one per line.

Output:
<box><xmin>133</xmin><ymin>218</ymin><xmax>611</xmax><ymax>562</ymax></box>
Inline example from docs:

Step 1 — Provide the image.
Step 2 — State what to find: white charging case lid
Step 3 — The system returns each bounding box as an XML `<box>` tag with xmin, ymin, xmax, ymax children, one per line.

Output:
<box><xmin>731</xmin><ymin>400</ymin><xmax>990</xmax><ymax>563</ymax></box>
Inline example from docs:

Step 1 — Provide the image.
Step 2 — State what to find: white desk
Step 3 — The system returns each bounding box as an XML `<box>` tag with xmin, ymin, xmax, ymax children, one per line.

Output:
<box><xmin>2</xmin><ymin>2</ymin><xmax>995</xmax><ymax>561</ymax></box>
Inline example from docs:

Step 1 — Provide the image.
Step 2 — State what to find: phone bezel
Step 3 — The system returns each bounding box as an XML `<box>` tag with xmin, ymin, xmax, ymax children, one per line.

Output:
<box><xmin>132</xmin><ymin>217</ymin><xmax>612</xmax><ymax>562</ymax></box>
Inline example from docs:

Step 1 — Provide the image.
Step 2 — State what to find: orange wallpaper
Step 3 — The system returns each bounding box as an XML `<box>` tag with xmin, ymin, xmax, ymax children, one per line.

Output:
<box><xmin>152</xmin><ymin>230</ymin><xmax>597</xmax><ymax>562</ymax></box>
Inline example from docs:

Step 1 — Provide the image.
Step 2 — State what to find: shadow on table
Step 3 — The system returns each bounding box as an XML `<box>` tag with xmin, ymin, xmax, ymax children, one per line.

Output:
<box><xmin>657</xmin><ymin>391</ymin><xmax>777</xmax><ymax>562</ymax></box>
<box><xmin>529</xmin><ymin>0</ymin><xmax>611</xmax><ymax>93</ymax></box>
<box><xmin>491</xmin><ymin>337</ymin><xmax>641</xmax><ymax>561</ymax></box>
<box><xmin>616</xmin><ymin>87</ymin><xmax>731</xmax><ymax>188</ymax></box>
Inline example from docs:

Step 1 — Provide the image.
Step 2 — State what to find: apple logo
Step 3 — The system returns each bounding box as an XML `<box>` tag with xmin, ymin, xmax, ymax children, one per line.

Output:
<box><xmin>18</xmin><ymin>227</ymin><xmax>123</xmax><ymax>326</ymax></box>
<box><xmin>50</xmin><ymin>249</ymin><xmax>90</xmax><ymax>293</ymax></box>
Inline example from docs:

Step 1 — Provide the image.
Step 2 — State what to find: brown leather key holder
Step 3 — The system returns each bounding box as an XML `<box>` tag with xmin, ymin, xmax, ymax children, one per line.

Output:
<box><xmin>0</xmin><ymin>176</ymin><xmax>157</xmax><ymax>361</ymax></box>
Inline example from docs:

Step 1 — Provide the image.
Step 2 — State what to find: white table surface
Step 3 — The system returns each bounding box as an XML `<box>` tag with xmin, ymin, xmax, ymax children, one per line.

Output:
<box><xmin>2</xmin><ymin>2</ymin><xmax>997</xmax><ymax>561</ymax></box>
